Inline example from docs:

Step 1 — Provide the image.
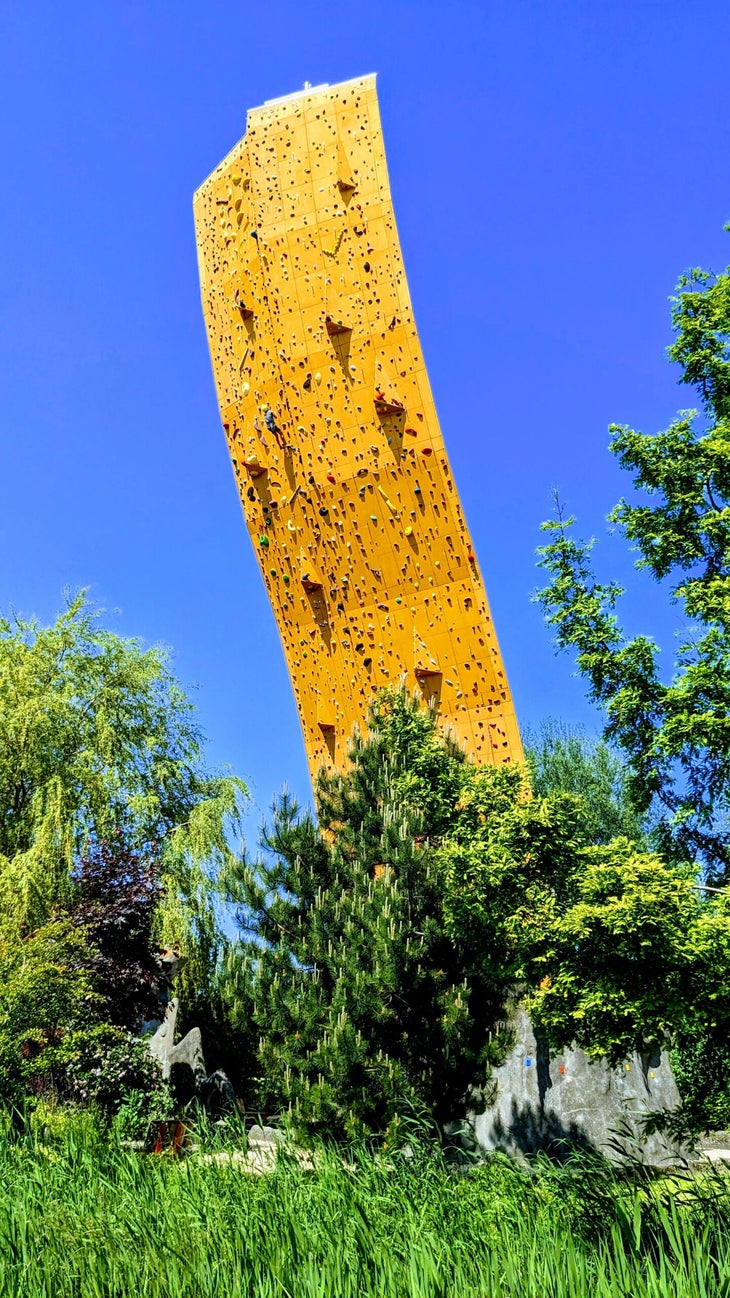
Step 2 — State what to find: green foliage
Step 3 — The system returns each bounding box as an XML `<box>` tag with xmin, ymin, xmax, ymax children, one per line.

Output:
<box><xmin>0</xmin><ymin>592</ymin><xmax>248</xmax><ymax>1001</ymax></box>
<box><xmin>524</xmin><ymin>720</ymin><xmax>646</xmax><ymax>845</ymax></box>
<box><xmin>224</xmin><ymin>689</ymin><xmax>729</xmax><ymax>1134</ymax></box>
<box><xmin>1</xmin><ymin>1127</ymin><xmax>730</xmax><ymax>1296</ymax></box>
<box><xmin>0</xmin><ymin>919</ymin><xmax>167</xmax><ymax>1119</ymax></box>
<box><xmin>670</xmin><ymin>1028</ymin><xmax>730</xmax><ymax>1135</ymax></box>
<box><xmin>510</xmin><ymin>842</ymin><xmax>706</xmax><ymax>1062</ymax></box>
<box><xmin>221</xmin><ymin>691</ymin><xmax>513</xmax><ymax>1141</ymax></box>
<box><xmin>0</xmin><ymin>920</ymin><xmax>98</xmax><ymax>1108</ymax></box>
<box><xmin>536</xmin><ymin>237</ymin><xmax>730</xmax><ymax>876</ymax></box>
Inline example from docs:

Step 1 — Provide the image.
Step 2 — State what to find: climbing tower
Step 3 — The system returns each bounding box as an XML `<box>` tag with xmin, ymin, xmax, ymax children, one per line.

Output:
<box><xmin>194</xmin><ymin>75</ymin><xmax>522</xmax><ymax>783</ymax></box>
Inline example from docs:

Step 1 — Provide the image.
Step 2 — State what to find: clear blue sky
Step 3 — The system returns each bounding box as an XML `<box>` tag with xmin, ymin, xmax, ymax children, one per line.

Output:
<box><xmin>1</xmin><ymin>1</ymin><xmax>729</xmax><ymax>841</ymax></box>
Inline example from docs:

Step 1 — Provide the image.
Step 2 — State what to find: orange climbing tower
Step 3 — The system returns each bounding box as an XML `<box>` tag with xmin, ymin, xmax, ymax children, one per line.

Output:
<box><xmin>194</xmin><ymin>74</ymin><xmax>522</xmax><ymax>783</ymax></box>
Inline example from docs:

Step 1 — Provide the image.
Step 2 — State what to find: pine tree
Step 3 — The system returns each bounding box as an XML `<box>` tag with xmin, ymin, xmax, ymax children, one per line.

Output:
<box><xmin>221</xmin><ymin>691</ymin><xmax>510</xmax><ymax>1143</ymax></box>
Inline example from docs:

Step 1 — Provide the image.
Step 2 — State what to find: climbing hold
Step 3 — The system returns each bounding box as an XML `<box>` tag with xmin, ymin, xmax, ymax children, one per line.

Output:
<box><xmin>404</xmin><ymin>526</ymin><xmax>413</xmax><ymax>536</ymax></box>
<box><xmin>303</xmin><ymin>374</ymin><xmax>312</xmax><ymax>391</ymax></box>
<box><xmin>325</xmin><ymin>316</ymin><xmax>352</xmax><ymax>336</ymax></box>
<box><xmin>421</xmin><ymin>447</ymin><xmax>433</xmax><ymax>456</ymax></box>
<box><xmin>259</xmin><ymin>535</ymin><xmax>269</xmax><ymax>548</ymax></box>
<box><xmin>326</xmin><ymin>473</ymin><xmax>336</xmax><ymax>484</ymax></box>
<box><xmin>245</xmin><ymin>457</ymin><xmax>267</xmax><ymax>478</ymax></box>
<box><xmin>405</xmin><ymin>427</ymin><xmax>417</xmax><ymax>437</ymax></box>
<box><xmin>242</xmin><ymin>382</ymin><xmax>250</xmax><ymax>396</ymax></box>
<box><xmin>234</xmin><ymin>290</ymin><xmax>254</xmax><ymax>320</ymax></box>
<box><xmin>323</xmin><ymin>229</ymin><xmax>345</xmax><ymax>255</ymax></box>
<box><xmin>374</xmin><ymin>393</ymin><xmax>405</xmax><ymax>415</ymax></box>
<box><xmin>370</xmin><ymin>515</ymin><xmax>377</xmax><ymax>522</ymax></box>
<box><xmin>314</xmin><ymin>372</ymin><xmax>322</xmax><ymax>384</ymax></box>
<box><xmin>283</xmin><ymin>575</ymin><xmax>290</xmax><ymax>584</ymax></box>
<box><xmin>269</xmin><ymin>569</ymin><xmax>277</xmax><ymax>577</ymax></box>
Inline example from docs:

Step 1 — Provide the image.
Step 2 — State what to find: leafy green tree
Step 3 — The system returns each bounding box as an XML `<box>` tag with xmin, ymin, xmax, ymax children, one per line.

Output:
<box><xmin>524</xmin><ymin>720</ymin><xmax>645</xmax><ymax>846</ymax></box>
<box><xmin>221</xmin><ymin>691</ymin><xmax>516</xmax><ymax>1142</ymax></box>
<box><xmin>0</xmin><ymin>919</ymin><xmax>98</xmax><ymax>1109</ymax></box>
<box><xmin>0</xmin><ymin>593</ymin><xmax>247</xmax><ymax>1000</ymax></box>
<box><xmin>536</xmin><ymin>237</ymin><xmax>730</xmax><ymax>876</ymax></box>
<box><xmin>507</xmin><ymin>841</ymin><xmax>730</xmax><ymax>1134</ymax></box>
<box><xmin>441</xmin><ymin>788</ymin><xmax>730</xmax><ymax>1133</ymax></box>
<box><xmin>0</xmin><ymin>916</ymin><xmax>167</xmax><ymax>1117</ymax></box>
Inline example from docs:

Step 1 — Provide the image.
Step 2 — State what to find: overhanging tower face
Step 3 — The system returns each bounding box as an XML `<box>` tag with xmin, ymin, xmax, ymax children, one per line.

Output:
<box><xmin>194</xmin><ymin>75</ymin><xmax>522</xmax><ymax>782</ymax></box>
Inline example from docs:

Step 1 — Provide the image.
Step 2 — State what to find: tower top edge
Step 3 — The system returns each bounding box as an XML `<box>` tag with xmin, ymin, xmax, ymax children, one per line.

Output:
<box><xmin>255</xmin><ymin>72</ymin><xmax>377</xmax><ymax>111</ymax></box>
<box><xmin>193</xmin><ymin>73</ymin><xmax>377</xmax><ymax>203</ymax></box>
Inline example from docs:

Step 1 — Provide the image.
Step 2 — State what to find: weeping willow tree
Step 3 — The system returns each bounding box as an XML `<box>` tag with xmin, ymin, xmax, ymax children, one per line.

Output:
<box><xmin>0</xmin><ymin>592</ymin><xmax>247</xmax><ymax>1005</ymax></box>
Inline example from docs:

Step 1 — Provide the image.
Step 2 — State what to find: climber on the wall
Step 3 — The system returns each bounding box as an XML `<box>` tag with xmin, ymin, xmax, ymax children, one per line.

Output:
<box><xmin>261</xmin><ymin>403</ymin><xmax>286</xmax><ymax>449</ymax></box>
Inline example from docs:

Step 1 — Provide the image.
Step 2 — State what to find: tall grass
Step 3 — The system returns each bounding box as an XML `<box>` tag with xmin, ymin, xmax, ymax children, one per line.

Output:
<box><xmin>0</xmin><ymin>1114</ymin><xmax>728</xmax><ymax>1297</ymax></box>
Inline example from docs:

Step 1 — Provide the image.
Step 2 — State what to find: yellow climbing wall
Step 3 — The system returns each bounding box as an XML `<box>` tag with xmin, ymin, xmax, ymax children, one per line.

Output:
<box><xmin>194</xmin><ymin>74</ymin><xmax>523</xmax><ymax>783</ymax></box>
